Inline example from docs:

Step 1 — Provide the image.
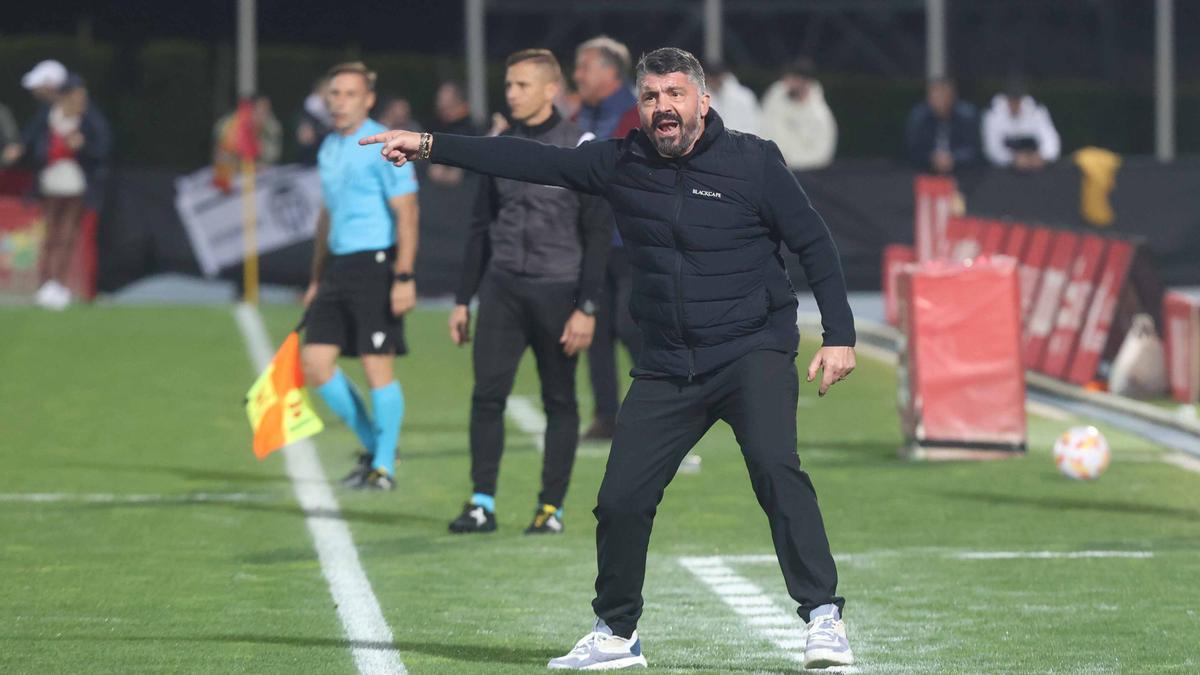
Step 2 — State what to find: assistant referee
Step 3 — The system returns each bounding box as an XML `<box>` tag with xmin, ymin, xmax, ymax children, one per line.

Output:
<box><xmin>302</xmin><ymin>61</ymin><xmax>419</xmax><ymax>492</ymax></box>
<box><xmin>364</xmin><ymin>48</ymin><xmax>857</xmax><ymax>670</ymax></box>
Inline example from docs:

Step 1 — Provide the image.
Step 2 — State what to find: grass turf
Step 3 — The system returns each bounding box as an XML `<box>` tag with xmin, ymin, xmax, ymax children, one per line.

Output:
<box><xmin>1</xmin><ymin>304</ymin><xmax>1197</xmax><ymax>673</ymax></box>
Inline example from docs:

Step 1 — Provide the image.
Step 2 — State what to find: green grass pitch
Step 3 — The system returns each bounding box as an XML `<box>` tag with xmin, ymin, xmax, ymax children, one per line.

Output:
<box><xmin>1</xmin><ymin>305</ymin><xmax>1197</xmax><ymax>673</ymax></box>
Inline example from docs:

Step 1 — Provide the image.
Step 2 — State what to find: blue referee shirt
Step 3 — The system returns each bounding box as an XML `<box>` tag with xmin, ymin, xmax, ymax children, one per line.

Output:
<box><xmin>318</xmin><ymin>118</ymin><xmax>419</xmax><ymax>255</ymax></box>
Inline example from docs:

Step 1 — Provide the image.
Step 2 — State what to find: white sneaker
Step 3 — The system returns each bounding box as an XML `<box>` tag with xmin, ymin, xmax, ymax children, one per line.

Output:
<box><xmin>803</xmin><ymin>604</ymin><xmax>855</xmax><ymax>669</ymax></box>
<box><xmin>547</xmin><ymin>618</ymin><xmax>647</xmax><ymax>670</ymax></box>
<box><xmin>35</xmin><ymin>281</ymin><xmax>56</xmax><ymax>308</ymax></box>
<box><xmin>45</xmin><ymin>281</ymin><xmax>71</xmax><ymax>311</ymax></box>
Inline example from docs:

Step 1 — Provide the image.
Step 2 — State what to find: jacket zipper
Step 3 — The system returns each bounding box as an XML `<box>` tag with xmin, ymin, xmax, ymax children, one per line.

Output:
<box><xmin>670</xmin><ymin>168</ymin><xmax>696</xmax><ymax>381</ymax></box>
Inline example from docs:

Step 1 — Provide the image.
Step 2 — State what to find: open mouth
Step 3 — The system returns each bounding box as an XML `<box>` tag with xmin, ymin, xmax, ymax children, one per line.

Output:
<box><xmin>655</xmin><ymin>119</ymin><xmax>680</xmax><ymax>136</ymax></box>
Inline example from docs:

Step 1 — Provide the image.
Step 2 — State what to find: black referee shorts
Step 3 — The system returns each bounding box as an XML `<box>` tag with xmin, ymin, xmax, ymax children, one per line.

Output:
<box><xmin>306</xmin><ymin>249</ymin><xmax>407</xmax><ymax>358</ymax></box>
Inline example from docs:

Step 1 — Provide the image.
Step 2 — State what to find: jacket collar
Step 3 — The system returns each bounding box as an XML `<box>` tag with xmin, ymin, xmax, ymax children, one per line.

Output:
<box><xmin>516</xmin><ymin>108</ymin><xmax>561</xmax><ymax>137</ymax></box>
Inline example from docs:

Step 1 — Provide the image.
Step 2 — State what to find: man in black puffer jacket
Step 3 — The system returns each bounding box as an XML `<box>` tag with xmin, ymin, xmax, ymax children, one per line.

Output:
<box><xmin>364</xmin><ymin>47</ymin><xmax>857</xmax><ymax>670</ymax></box>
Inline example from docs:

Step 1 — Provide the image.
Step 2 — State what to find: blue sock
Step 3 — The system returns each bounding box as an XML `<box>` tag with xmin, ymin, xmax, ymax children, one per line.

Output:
<box><xmin>370</xmin><ymin>381</ymin><xmax>404</xmax><ymax>475</ymax></box>
<box><xmin>470</xmin><ymin>493</ymin><xmax>495</xmax><ymax>513</ymax></box>
<box><xmin>316</xmin><ymin>369</ymin><xmax>376</xmax><ymax>452</ymax></box>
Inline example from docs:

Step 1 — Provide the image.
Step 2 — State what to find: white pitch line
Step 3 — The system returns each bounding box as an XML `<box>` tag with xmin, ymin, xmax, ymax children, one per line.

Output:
<box><xmin>721</xmin><ymin>549</ymin><xmax>1154</xmax><ymax>564</ymax></box>
<box><xmin>0</xmin><ymin>492</ymin><xmax>269</xmax><ymax>504</ymax></box>
<box><xmin>234</xmin><ymin>303</ymin><xmax>406</xmax><ymax>675</ymax></box>
<box><xmin>506</xmin><ymin>395</ymin><xmax>547</xmax><ymax>453</ymax></box>
<box><xmin>1161</xmin><ymin>452</ymin><xmax>1200</xmax><ymax>474</ymax></box>
<box><xmin>678</xmin><ymin>556</ymin><xmax>810</xmax><ymax>665</ymax></box>
<box><xmin>951</xmin><ymin>550</ymin><xmax>1153</xmax><ymax>560</ymax></box>
<box><xmin>506</xmin><ymin>395</ymin><xmax>615</xmax><ymax>459</ymax></box>
<box><xmin>1025</xmin><ymin>399</ymin><xmax>1075</xmax><ymax>422</ymax></box>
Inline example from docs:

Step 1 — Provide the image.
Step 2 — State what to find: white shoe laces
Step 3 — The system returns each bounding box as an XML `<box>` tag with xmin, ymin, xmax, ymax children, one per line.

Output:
<box><xmin>808</xmin><ymin>617</ymin><xmax>843</xmax><ymax>644</ymax></box>
<box><xmin>568</xmin><ymin>631</ymin><xmax>604</xmax><ymax>656</ymax></box>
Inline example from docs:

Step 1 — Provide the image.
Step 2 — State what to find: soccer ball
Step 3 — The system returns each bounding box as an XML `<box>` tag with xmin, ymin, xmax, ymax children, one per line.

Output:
<box><xmin>1053</xmin><ymin>426</ymin><xmax>1111</xmax><ymax>480</ymax></box>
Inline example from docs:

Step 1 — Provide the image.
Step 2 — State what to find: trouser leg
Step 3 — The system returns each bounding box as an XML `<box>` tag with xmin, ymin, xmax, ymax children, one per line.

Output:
<box><xmin>469</xmin><ymin>275</ymin><xmax>529</xmax><ymax>497</ymax></box>
<box><xmin>609</xmin><ymin>246</ymin><xmax>642</xmax><ymax>363</ymax></box>
<box><xmin>592</xmin><ymin>376</ymin><xmax>713</xmax><ymax>637</ymax></box>
<box><xmin>715</xmin><ymin>350</ymin><xmax>844</xmax><ymax>621</ymax></box>
<box><xmin>586</xmin><ymin>250</ymin><xmax>620</xmax><ymax>421</ymax></box>
<box><xmin>527</xmin><ymin>281</ymin><xmax>580</xmax><ymax>507</ymax></box>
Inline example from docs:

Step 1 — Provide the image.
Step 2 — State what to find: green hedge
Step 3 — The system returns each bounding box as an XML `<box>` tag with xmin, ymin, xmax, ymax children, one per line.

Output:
<box><xmin>1</xmin><ymin>34</ymin><xmax>1194</xmax><ymax>168</ymax></box>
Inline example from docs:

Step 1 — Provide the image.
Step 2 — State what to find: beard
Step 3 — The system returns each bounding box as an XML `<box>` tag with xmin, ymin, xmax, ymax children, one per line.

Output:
<box><xmin>645</xmin><ymin>108</ymin><xmax>703</xmax><ymax>158</ymax></box>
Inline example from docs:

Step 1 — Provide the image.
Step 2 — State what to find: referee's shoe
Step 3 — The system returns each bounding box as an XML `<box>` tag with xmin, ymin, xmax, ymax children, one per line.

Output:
<box><xmin>341</xmin><ymin>455</ymin><xmax>395</xmax><ymax>491</ymax></box>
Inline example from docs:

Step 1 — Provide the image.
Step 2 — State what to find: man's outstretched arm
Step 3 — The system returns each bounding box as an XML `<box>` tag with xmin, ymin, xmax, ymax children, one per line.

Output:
<box><xmin>360</xmin><ymin>130</ymin><xmax>617</xmax><ymax>196</ymax></box>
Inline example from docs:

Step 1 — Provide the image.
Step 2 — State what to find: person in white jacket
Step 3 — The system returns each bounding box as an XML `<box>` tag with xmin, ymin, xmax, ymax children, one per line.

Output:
<box><xmin>760</xmin><ymin>58</ymin><xmax>837</xmax><ymax>170</ymax></box>
<box><xmin>706</xmin><ymin>62</ymin><xmax>760</xmax><ymax>136</ymax></box>
<box><xmin>982</xmin><ymin>81</ymin><xmax>1060</xmax><ymax>171</ymax></box>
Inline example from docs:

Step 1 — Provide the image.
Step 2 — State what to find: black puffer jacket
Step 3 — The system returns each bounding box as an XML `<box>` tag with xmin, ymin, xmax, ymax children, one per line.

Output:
<box><xmin>432</xmin><ymin>109</ymin><xmax>855</xmax><ymax>379</ymax></box>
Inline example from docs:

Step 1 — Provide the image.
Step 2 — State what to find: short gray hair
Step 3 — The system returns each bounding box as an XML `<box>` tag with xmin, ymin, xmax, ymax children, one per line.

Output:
<box><xmin>576</xmin><ymin>36</ymin><xmax>631</xmax><ymax>76</ymax></box>
<box><xmin>635</xmin><ymin>47</ymin><xmax>706</xmax><ymax>94</ymax></box>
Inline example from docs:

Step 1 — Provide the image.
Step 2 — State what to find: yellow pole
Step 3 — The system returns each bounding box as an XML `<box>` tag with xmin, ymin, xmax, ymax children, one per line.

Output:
<box><xmin>242</xmin><ymin>156</ymin><xmax>259</xmax><ymax>305</ymax></box>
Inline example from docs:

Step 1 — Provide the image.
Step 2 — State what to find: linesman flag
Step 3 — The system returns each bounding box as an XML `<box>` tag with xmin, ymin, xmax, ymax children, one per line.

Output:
<box><xmin>245</xmin><ymin>331</ymin><xmax>323</xmax><ymax>459</ymax></box>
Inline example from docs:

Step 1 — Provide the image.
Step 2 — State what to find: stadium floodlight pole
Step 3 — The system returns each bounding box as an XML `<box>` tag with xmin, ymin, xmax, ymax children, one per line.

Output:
<box><xmin>465</xmin><ymin>0</ymin><xmax>487</xmax><ymax>126</ymax></box>
<box><xmin>704</xmin><ymin>0</ymin><xmax>723</xmax><ymax>64</ymax></box>
<box><xmin>926</xmin><ymin>0</ymin><xmax>946</xmax><ymax>79</ymax></box>
<box><xmin>237</xmin><ymin>0</ymin><xmax>259</xmax><ymax>305</ymax></box>
<box><xmin>1155</xmin><ymin>0</ymin><xmax>1175</xmax><ymax>163</ymax></box>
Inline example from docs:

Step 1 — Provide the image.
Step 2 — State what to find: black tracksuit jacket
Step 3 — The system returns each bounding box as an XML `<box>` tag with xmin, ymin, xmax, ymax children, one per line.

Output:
<box><xmin>431</xmin><ymin>109</ymin><xmax>855</xmax><ymax>379</ymax></box>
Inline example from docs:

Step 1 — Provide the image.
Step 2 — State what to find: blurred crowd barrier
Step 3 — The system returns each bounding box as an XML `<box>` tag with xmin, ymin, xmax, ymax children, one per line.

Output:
<box><xmin>1</xmin><ymin>158</ymin><xmax>1197</xmax><ymax>302</ymax></box>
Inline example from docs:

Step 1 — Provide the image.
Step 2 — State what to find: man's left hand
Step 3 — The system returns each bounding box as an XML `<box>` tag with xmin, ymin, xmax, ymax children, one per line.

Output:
<box><xmin>807</xmin><ymin>346</ymin><xmax>856</xmax><ymax>397</ymax></box>
<box><xmin>560</xmin><ymin>310</ymin><xmax>596</xmax><ymax>357</ymax></box>
<box><xmin>391</xmin><ymin>279</ymin><xmax>416</xmax><ymax>316</ymax></box>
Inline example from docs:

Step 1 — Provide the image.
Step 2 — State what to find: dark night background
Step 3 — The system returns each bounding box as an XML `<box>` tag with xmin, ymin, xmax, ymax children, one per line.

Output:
<box><xmin>2</xmin><ymin>0</ymin><xmax>1196</xmax><ymax>167</ymax></box>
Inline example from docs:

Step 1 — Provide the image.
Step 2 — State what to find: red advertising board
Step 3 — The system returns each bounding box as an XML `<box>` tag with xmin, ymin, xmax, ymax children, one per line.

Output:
<box><xmin>1040</xmin><ymin>235</ymin><xmax>1109</xmax><ymax>378</ymax></box>
<box><xmin>1064</xmin><ymin>240</ymin><xmax>1135</xmax><ymax>384</ymax></box>
<box><xmin>914</xmin><ymin>175</ymin><xmax>957</xmax><ymax>261</ymax></box>
<box><xmin>1163</xmin><ymin>290</ymin><xmax>1200</xmax><ymax>403</ymax></box>
<box><xmin>897</xmin><ymin>257</ymin><xmax>1026</xmax><ymax>455</ymax></box>
<box><xmin>0</xmin><ymin>196</ymin><xmax>97</xmax><ymax>300</ymax></box>
<box><xmin>944</xmin><ymin>215</ymin><xmax>981</xmax><ymax>261</ymax></box>
<box><xmin>1016</xmin><ymin>227</ymin><xmax>1054</xmax><ymax>322</ymax></box>
<box><xmin>979</xmin><ymin>219</ymin><xmax>1008</xmax><ymax>255</ymax></box>
<box><xmin>1002</xmin><ymin>222</ymin><xmax>1030</xmax><ymax>260</ymax></box>
<box><xmin>882</xmin><ymin>244</ymin><xmax>916</xmax><ymax>327</ymax></box>
<box><xmin>1023</xmin><ymin>231</ymin><xmax>1080</xmax><ymax>368</ymax></box>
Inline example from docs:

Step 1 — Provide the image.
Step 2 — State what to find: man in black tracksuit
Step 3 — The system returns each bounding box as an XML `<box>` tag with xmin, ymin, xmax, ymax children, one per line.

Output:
<box><xmin>447</xmin><ymin>49</ymin><xmax>612</xmax><ymax>536</ymax></box>
<box><xmin>365</xmin><ymin>47</ymin><xmax>858</xmax><ymax>670</ymax></box>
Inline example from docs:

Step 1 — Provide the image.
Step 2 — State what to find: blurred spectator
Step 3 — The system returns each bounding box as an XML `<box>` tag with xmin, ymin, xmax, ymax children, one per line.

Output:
<box><xmin>706</xmin><ymin>62</ymin><xmax>760</xmax><ymax>135</ymax></box>
<box><xmin>486</xmin><ymin>112</ymin><xmax>510</xmax><ymax>137</ymax></box>
<box><xmin>572</xmin><ymin>35</ymin><xmax>638</xmax><ymax>139</ymax></box>
<box><xmin>21</xmin><ymin>60</ymin><xmax>68</xmax><ymax>105</ymax></box>
<box><xmin>430</xmin><ymin>81</ymin><xmax>479</xmax><ymax>136</ymax></box>
<box><xmin>3</xmin><ymin>60</ymin><xmax>67</xmax><ymax>165</ymax></box>
<box><xmin>212</xmin><ymin>95</ymin><xmax>283</xmax><ymax>192</ymax></box>
<box><xmin>761</xmin><ymin>58</ymin><xmax>837</xmax><ymax>170</ymax></box>
<box><xmin>3</xmin><ymin>74</ymin><xmax>110</xmax><ymax>310</ymax></box>
<box><xmin>554</xmin><ymin>87</ymin><xmax>582</xmax><ymax>121</ymax></box>
<box><xmin>428</xmin><ymin>81</ymin><xmax>480</xmax><ymax>186</ymax></box>
<box><xmin>295</xmin><ymin>78</ymin><xmax>332</xmax><ymax>165</ymax></box>
<box><xmin>982</xmin><ymin>79</ymin><xmax>1060</xmax><ymax>171</ymax></box>
<box><xmin>377</xmin><ymin>96</ymin><xmax>422</xmax><ymax>133</ymax></box>
<box><xmin>905</xmin><ymin>76</ymin><xmax>980</xmax><ymax>174</ymax></box>
<box><xmin>571</xmin><ymin>35</ymin><xmax>641</xmax><ymax>441</ymax></box>
<box><xmin>0</xmin><ymin>102</ymin><xmax>18</xmax><ymax>151</ymax></box>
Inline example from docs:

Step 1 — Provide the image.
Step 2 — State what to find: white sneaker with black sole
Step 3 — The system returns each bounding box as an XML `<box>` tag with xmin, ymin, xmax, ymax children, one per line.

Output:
<box><xmin>547</xmin><ymin>618</ymin><xmax>646</xmax><ymax>670</ymax></box>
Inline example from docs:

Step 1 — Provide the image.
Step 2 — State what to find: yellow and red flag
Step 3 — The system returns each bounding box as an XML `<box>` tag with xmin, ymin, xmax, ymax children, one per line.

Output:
<box><xmin>245</xmin><ymin>331</ymin><xmax>323</xmax><ymax>459</ymax></box>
